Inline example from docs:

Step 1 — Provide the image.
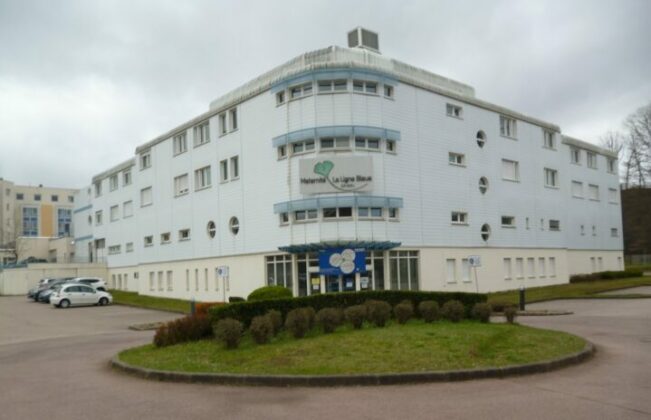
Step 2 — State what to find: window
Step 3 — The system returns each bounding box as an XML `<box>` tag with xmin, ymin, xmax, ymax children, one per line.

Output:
<box><xmin>166</xmin><ymin>271</ymin><xmax>173</xmax><ymax>291</ymax></box>
<box><xmin>446</xmin><ymin>259</ymin><xmax>456</xmax><ymax>283</ymax></box>
<box><xmin>323</xmin><ymin>207</ymin><xmax>353</xmax><ymax>219</ymax></box>
<box><xmin>193</xmin><ymin>121</ymin><xmax>210</xmax><ymax>147</ymax></box>
<box><xmin>276</xmin><ymin>91</ymin><xmax>285</xmax><ymax>105</ymax></box>
<box><xmin>549</xmin><ymin>257</ymin><xmax>556</xmax><ymax>277</ymax></box>
<box><xmin>448</xmin><ymin>152</ymin><xmax>466</xmax><ymax>166</ymax></box>
<box><xmin>140</xmin><ymin>187</ymin><xmax>152</xmax><ymax>207</ymax></box>
<box><xmin>230</xmin><ymin>108</ymin><xmax>238</xmax><ymax>131</ymax></box>
<box><xmin>476</xmin><ymin>131</ymin><xmax>486</xmax><ymax>148</ymax></box>
<box><xmin>294</xmin><ymin>209</ymin><xmax>318</xmax><ymax>222</ymax></box>
<box><xmin>581</xmin><ymin>225</ymin><xmax>585</xmax><ymax>236</ymax></box>
<box><xmin>516</xmin><ymin>258</ymin><xmax>524</xmax><ymax>279</ymax></box>
<box><xmin>544</xmin><ymin>168</ymin><xmax>558</xmax><ymax>187</ymax></box>
<box><xmin>607</xmin><ymin>158</ymin><xmax>617</xmax><ymax>173</ymax></box>
<box><xmin>386</xmin><ymin>140</ymin><xmax>396</xmax><ymax>153</ymax></box>
<box><xmin>320</xmin><ymin>137</ymin><xmax>349</xmax><ymax>150</ymax></box>
<box><xmin>572</xmin><ymin>181</ymin><xmax>584</xmax><ymax>198</ymax></box>
<box><xmin>34</xmin><ymin>194</ymin><xmax>41</xmax><ymax>201</ymax></box>
<box><xmin>318</xmin><ymin>79</ymin><xmax>347</xmax><ymax>92</ymax></box>
<box><xmin>499</xmin><ymin>116</ymin><xmax>517</xmax><ymax>138</ymax></box>
<box><xmin>501</xmin><ymin>159</ymin><xmax>519</xmax><ymax>181</ymax></box>
<box><xmin>109</xmin><ymin>175</ymin><xmax>118</xmax><ymax>191</ymax></box>
<box><xmin>359</xmin><ymin>207</ymin><xmax>383</xmax><ymax>219</ymax></box>
<box><xmin>611</xmin><ymin>228</ymin><xmax>619</xmax><ymax>237</ymax></box>
<box><xmin>144</xmin><ymin>236</ymin><xmax>153</xmax><ymax>247</ymax></box>
<box><xmin>279</xmin><ymin>212</ymin><xmax>289</xmax><ymax>225</ymax></box>
<box><xmin>266</xmin><ymin>255</ymin><xmax>293</xmax><ymax>288</ymax></box>
<box><xmin>179</xmin><ymin>229</ymin><xmax>190</xmax><ymax>241</ymax></box>
<box><xmin>140</xmin><ymin>152</ymin><xmax>151</xmax><ymax>170</ymax></box>
<box><xmin>527</xmin><ymin>258</ymin><xmax>536</xmax><ymax>278</ymax></box>
<box><xmin>110</xmin><ymin>205</ymin><xmax>119</xmax><ymax>222</ymax></box>
<box><xmin>68</xmin><ymin>195</ymin><xmax>74</xmax><ymax>203</ymax></box>
<box><xmin>95</xmin><ymin>210</ymin><xmax>103</xmax><ymax>226</ymax></box>
<box><xmin>592</xmin><ymin>225</ymin><xmax>597</xmax><ymax>236</ymax></box>
<box><xmin>22</xmin><ymin>207</ymin><xmax>38</xmax><ymax>236</ymax></box>
<box><xmin>108</xmin><ymin>245</ymin><xmax>121</xmax><ymax>255</ymax></box>
<box><xmin>51</xmin><ymin>194</ymin><xmax>59</xmax><ymax>202</ymax></box>
<box><xmin>174</xmin><ymin>174</ymin><xmax>189</xmax><ymax>196</ymax></box>
<box><xmin>481</xmin><ymin>224</ymin><xmax>491</xmax><ymax>241</ymax></box>
<box><xmin>571</xmin><ymin>147</ymin><xmax>581</xmax><ymax>164</ymax></box>
<box><xmin>446</xmin><ymin>103</ymin><xmax>463</xmax><ymax>118</ymax></box>
<box><xmin>451</xmin><ymin>211</ymin><xmax>468</xmax><ymax>225</ymax></box>
<box><xmin>388</xmin><ymin>208</ymin><xmax>399</xmax><ymax>220</ymax></box>
<box><xmin>219</xmin><ymin>113</ymin><xmax>227</xmax><ymax>135</ymax></box>
<box><xmin>503</xmin><ymin>258</ymin><xmax>512</xmax><ymax>280</ymax></box>
<box><xmin>461</xmin><ymin>259</ymin><xmax>472</xmax><ymax>283</ymax></box>
<box><xmin>230</xmin><ymin>156</ymin><xmax>239</xmax><ymax>179</ymax></box>
<box><xmin>389</xmin><ymin>251</ymin><xmax>419</xmax><ymax>290</ymax></box>
<box><xmin>352</xmin><ymin>80</ymin><xmax>377</xmax><ymax>94</ymax></box>
<box><xmin>355</xmin><ymin>137</ymin><xmax>380</xmax><ymax>150</ymax></box>
<box><xmin>540</xmin><ymin>218</ymin><xmax>545</xmax><ymax>231</ymax></box>
<box><xmin>501</xmin><ymin>216</ymin><xmax>515</xmax><ymax>227</ymax></box>
<box><xmin>207</xmin><ymin>221</ymin><xmax>216</xmax><ymax>238</ymax></box>
<box><xmin>588</xmin><ymin>184</ymin><xmax>599</xmax><ymax>201</ymax></box>
<box><xmin>158</xmin><ymin>271</ymin><xmax>163</xmax><ymax>291</ymax></box>
<box><xmin>526</xmin><ymin>217</ymin><xmax>530</xmax><ymax>229</ymax></box>
<box><xmin>220</xmin><ymin>160</ymin><xmax>228</xmax><ymax>182</ymax></box>
<box><xmin>539</xmin><ymin>257</ymin><xmax>546</xmax><ymax>278</ymax></box>
<box><xmin>608</xmin><ymin>188</ymin><xmax>618</xmax><ymax>203</ymax></box>
<box><xmin>549</xmin><ymin>219</ymin><xmax>560</xmax><ymax>231</ymax></box>
<box><xmin>229</xmin><ymin>217</ymin><xmax>240</xmax><ymax>235</ymax></box>
<box><xmin>278</xmin><ymin>145</ymin><xmax>287</xmax><ymax>159</ymax></box>
<box><xmin>291</xmin><ymin>139</ymin><xmax>315</xmax><ymax>154</ymax></box>
<box><xmin>123</xmin><ymin>200</ymin><xmax>133</xmax><ymax>218</ymax></box>
<box><xmin>123</xmin><ymin>170</ymin><xmax>132</xmax><ymax>186</ymax></box>
<box><xmin>384</xmin><ymin>84</ymin><xmax>394</xmax><ymax>97</ymax></box>
<box><xmin>289</xmin><ymin>82</ymin><xmax>313</xmax><ymax>99</ymax></box>
<box><xmin>173</xmin><ymin>133</ymin><xmax>187</xmax><ymax>155</ymax></box>
<box><xmin>543</xmin><ymin>130</ymin><xmax>555</xmax><ymax>149</ymax></box>
<box><xmin>16</xmin><ymin>193</ymin><xmax>24</xmax><ymax>200</ymax></box>
<box><xmin>478</xmin><ymin>177</ymin><xmax>489</xmax><ymax>194</ymax></box>
<box><xmin>94</xmin><ymin>182</ymin><xmax>102</xmax><ymax>197</ymax></box>
<box><xmin>587</xmin><ymin>152</ymin><xmax>597</xmax><ymax>169</ymax></box>
<box><xmin>160</xmin><ymin>232</ymin><xmax>171</xmax><ymax>244</ymax></box>
<box><xmin>57</xmin><ymin>208</ymin><xmax>71</xmax><ymax>237</ymax></box>
<box><xmin>194</xmin><ymin>166</ymin><xmax>211</xmax><ymax>190</ymax></box>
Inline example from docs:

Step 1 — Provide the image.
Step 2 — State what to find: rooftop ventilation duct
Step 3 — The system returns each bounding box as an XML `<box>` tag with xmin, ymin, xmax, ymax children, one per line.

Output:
<box><xmin>347</xmin><ymin>27</ymin><xmax>380</xmax><ymax>53</ymax></box>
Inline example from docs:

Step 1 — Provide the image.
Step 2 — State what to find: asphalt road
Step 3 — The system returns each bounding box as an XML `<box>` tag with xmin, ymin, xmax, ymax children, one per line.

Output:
<box><xmin>1</xmin><ymin>296</ymin><xmax>650</xmax><ymax>420</ymax></box>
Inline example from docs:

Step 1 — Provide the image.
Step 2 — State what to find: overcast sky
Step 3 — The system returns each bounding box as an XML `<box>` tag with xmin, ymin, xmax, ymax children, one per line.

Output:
<box><xmin>1</xmin><ymin>0</ymin><xmax>649</xmax><ymax>188</ymax></box>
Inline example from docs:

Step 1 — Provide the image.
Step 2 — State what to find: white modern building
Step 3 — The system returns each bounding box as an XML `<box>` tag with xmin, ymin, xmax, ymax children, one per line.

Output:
<box><xmin>73</xmin><ymin>29</ymin><xmax>623</xmax><ymax>300</ymax></box>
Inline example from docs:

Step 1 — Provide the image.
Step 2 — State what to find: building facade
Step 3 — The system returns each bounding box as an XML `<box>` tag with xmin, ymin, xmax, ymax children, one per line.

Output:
<box><xmin>72</xmin><ymin>30</ymin><xmax>623</xmax><ymax>300</ymax></box>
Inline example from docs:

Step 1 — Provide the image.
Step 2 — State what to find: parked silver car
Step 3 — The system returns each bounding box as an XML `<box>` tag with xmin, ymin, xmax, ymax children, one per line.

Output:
<box><xmin>72</xmin><ymin>277</ymin><xmax>107</xmax><ymax>291</ymax></box>
<box><xmin>50</xmin><ymin>284</ymin><xmax>113</xmax><ymax>308</ymax></box>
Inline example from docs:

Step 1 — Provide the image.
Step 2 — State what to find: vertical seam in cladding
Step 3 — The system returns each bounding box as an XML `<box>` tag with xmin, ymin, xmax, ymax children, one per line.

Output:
<box><xmin>415</xmin><ymin>87</ymin><xmax>424</xmax><ymax>246</ymax></box>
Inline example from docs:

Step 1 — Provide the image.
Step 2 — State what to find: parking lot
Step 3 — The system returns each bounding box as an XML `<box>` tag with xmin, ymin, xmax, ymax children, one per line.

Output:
<box><xmin>1</xmin><ymin>295</ymin><xmax>650</xmax><ymax>420</ymax></box>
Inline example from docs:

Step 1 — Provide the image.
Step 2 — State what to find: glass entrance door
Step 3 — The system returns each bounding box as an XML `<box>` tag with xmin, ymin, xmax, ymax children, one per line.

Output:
<box><xmin>342</xmin><ymin>273</ymin><xmax>356</xmax><ymax>291</ymax></box>
<box><xmin>325</xmin><ymin>275</ymin><xmax>340</xmax><ymax>292</ymax></box>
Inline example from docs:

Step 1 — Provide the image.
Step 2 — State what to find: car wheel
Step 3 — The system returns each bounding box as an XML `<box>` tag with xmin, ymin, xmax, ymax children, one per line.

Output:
<box><xmin>99</xmin><ymin>297</ymin><xmax>108</xmax><ymax>306</ymax></box>
<box><xmin>59</xmin><ymin>299</ymin><xmax>70</xmax><ymax>309</ymax></box>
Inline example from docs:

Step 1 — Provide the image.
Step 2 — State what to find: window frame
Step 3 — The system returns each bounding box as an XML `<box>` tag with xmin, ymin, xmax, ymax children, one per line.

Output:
<box><xmin>194</xmin><ymin>166</ymin><xmax>212</xmax><ymax>191</ymax></box>
<box><xmin>451</xmin><ymin>211</ymin><xmax>468</xmax><ymax>225</ymax></box>
<box><xmin>499</xmin><ymin>115</ymin><xmax>517</xmax><ymax>139</ymax></box>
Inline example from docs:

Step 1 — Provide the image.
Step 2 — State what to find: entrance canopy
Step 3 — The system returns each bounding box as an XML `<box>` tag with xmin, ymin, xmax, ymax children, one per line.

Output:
<box><xmin>278</xmin><ymin>240</ymin><xmax>401</xmax><ymax>254</ymax></box>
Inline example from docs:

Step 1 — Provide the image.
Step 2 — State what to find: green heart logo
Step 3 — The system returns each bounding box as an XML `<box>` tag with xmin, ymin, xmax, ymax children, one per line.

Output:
<box><xmin>314</xmin><ymin>160</ymin><xmax>334</xmax><ymax>177</ymax></box>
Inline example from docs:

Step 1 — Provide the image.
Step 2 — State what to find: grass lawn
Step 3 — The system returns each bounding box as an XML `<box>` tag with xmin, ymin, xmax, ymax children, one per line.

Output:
<box><xmin>119</xmin><ymin>321</ymin><xmax>585</xmax><ymax>375</ymax></box>
<box><xmin>488</xmin><ymin>276</ymin><xmax>651</xmax><ymax>306</ymax></box>
<box><xmin>111</xmin><ymin>290</ymin><xmax>190</xmax><ymax>314</ymax></box>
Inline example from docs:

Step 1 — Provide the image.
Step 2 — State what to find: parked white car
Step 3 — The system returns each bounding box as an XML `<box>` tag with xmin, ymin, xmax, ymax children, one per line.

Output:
<box><xmin>72</xmin><ymin>277</ymin><xmax>107</xmax><ymax>291</ymax></box>
<box><xmin>50</xmin><ymin>284</ymin><xmax>113</xmax><ymax>308</ymax></box>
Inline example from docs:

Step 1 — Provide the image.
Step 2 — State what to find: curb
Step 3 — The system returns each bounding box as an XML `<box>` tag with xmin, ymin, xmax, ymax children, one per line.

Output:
<box><xmin>111</xmin><ymin>341</ymin><xmax>595</xmax><ymax>387</ymax></box>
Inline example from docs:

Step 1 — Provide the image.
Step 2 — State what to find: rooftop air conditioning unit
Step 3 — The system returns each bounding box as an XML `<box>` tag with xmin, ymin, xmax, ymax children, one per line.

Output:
<box><xmin>347</xmin><ymin>27</ymin><xmax>380</xmax><ymax>54</ymax></box>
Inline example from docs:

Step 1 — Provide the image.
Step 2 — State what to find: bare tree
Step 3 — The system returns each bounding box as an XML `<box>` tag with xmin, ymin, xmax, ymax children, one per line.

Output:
<box><xmin>624</xmin><ymin>102</ymin><xmax>651</xmax><ymax>186</ymax></box>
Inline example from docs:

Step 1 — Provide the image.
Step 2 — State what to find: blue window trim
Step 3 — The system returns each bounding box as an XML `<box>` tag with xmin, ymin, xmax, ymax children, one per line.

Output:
<box><xmin>272</xmin><ymin>125</ymin><xmax>401</xmax><ymax>148</ymax></box>
<box><xmin>273</xmin><ymin>195</ymin><xmax>403</xmax><ymax>214</ymax></box>
<box><xmin>271</xmin><ymin>68</ymin><xmax>398</xmax><ymax>94</ymax></box>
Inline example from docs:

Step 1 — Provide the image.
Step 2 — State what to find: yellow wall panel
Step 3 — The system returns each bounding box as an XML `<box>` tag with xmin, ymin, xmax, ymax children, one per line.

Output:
<box><xmin>40</xmin><ymin>204</ymin><xmax>53</xmax><ymax>237</ymax></box>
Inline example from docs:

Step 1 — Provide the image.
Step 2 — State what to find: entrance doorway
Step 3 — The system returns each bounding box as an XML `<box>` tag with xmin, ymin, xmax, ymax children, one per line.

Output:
<box><xmin>325</xmin><ymin>275</ymin><xmax>340</xmax><ymax>292</ymax></box>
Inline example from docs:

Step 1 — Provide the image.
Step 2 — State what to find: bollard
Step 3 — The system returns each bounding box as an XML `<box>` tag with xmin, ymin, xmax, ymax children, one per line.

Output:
<box><xmin>190</xmin><ymin>297</ymin><xmax>196</xmax><ymax>316</ymax></box>
<box><xmin>519</xmin><ymin>286</ymin><xmax>525</xmax><ymax>311</ymax></box>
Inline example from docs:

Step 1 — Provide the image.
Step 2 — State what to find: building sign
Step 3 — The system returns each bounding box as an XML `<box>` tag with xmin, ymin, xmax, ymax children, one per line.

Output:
<box><xmin>299</xmin><ymin>157</ymin><xmax>373</xmax><ymax>194</ymax></box>
<box><xmin>319</xmin><ymin>248</ymin><xmax>367</xmax><ymax>275</ymax></box>
<box><xmin>468</xmin><ymin>256</ymin><xmax>481</xmax><ymax>267</ymax></box>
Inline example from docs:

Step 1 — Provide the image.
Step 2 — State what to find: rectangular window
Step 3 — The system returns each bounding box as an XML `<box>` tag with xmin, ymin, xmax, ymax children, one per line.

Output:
<box><xmin>22</xmin><ymin>207</ymin><xmax>38</xmax><ymax>236</ymax></box>
<box><xmin>179</xmin><ymin>229</ymin><xmax>190</xmax><ymax>241</ymax></box>
<box><xmin>543</xmin><ymin>130</ymin><xmax>555</xmax><ymax>149</ymax></box>
<box><xmin>608</xmin><ymin>188</ymin><xmax>618</xmax><ymax>203</ymax></box>
<box><xmin>68</xmin><ymin>195</ymin><xmax>74</xmax><ymax>203</ymax></box>
<box><xmin>527</xmin><ymin>257</ymin><xmax>536</xmax><ymax>278</ymax></box>
<box><xmin>95</xmin><ymin>210</ymin><xmax>103</xmax><ymax>226</ymax></box>
<box><xmin>148</xmin><ymin>272</ymin><xmax>154</xmax><ymax>291</ymax></box>
<box><xmin>230</xmin><ymin>156</ymin><xmax>239</xmax><ymax>179</ymax></box>
<box><xmin>607</xmin><ymin>158</ymin><xmax>617</xmax><ymax>173</ymax></box>
<box><xmin>229</xmin><ymin>108</ymin><xmax>238</xmax><ymax>131</ymax></box>
<box><xmin>501</xmin><ymin>216</ymin><xmax>515</xmax><ymax>227</ymax></box>
<box><xmin>278</xmin><ymin>145</ymin><xmax>287</xmax><ymax>159</ymax></box>
<box><xmin>108</xmin><ymin>245</ymin><xmax>121</xmax><ymax>255</ymax></box>
<box><xmin>446</xmin><ymin>259</ymin><xmax>456</xmax><ymax>283</ymax></box>
<box><xmin>549</xmin><ymin>219</ymin><xmax>560</xmax><ymax>231</ymax></box>
<box><xmin>194</xmin><ymin>166</ymin><xmax>211</xmax><ymax>190</ymax></box>
<box><xmin>219</xmin><ymin>113</ymin><xmax>227</xmax><ymax>135</ymax></box>
<box><xmin>123</xmin><ymin>200</ymin><xmax>133</xmax><ymax>218</ymax></box>
<box><xmin>502</xmin><ymin>159</ymin><xmax>519</xmax><ymax>181</ymax></box>
<box><xmin>51</xmin><ymin>195</ymin><xmax>58</xmax><ymax>202</ymax></box>
<box><xmin>499</xmin><ymin>115</ymin><xmax>517</xmax><ymax>138</ymax></box>
<box><xmin>515</xmin><ymin>258</ymin><xmax>524</xmax><ymax>279</ymax></box>
<box><xmin>592</xmin><ymin>225</ymin><xmax>597</xmax><ymax>236</ymax></box>
<box><xmin>384</xmin><ymin>84</ymin><xmax>394</xmax><ymax>97</ymax></box>
<box><xmin>174</xmin><ymin>173</ymin><xmax>189</xmax><ymax>196</ymax></box>
<box><xmin>220</xmin><ymin>160</ymin><xmax>228</xmax><ymax>182</ymax></box>
<box><xmin>57</xmin><ymin>208</ymin><xmax>72</xmax><ymax>236</ymax></box>
<box><xmin>193</xmin><ymin>121</ymin><xmax>210</xmax><ymax>147</ymax></box>
<box><xmin>289</xmin><ymin>82</ymin><xmax>313</xmax><ymax>99</ymax></box>
<box><xmin>279</xmin><ymin>212</ymin><xmax>289</xmax><ymax>225</ymax></box>
<box><xmin>389</xmin><ymin>251</ymin><xmax>419</xmax><ymax>291</ymax></box>
<box><xmin>539</xmin><ymin>257</ymin><xmax>546</xmax><ymax>277</ymax></box>
<box><xmin>109</xmin><ymin>175</ymin><xmax>118</xmax><ymax>191</ymax></box>
<box><xmin>266</xmin><ymin>255</ymin><xmax>293</xmax><ymax>288</ymax></box>
<box><xmin>140</xmin><ymin>152</ymin><xmax>151</xmax><ymax>170</ymax></box>
<box><xmin>123</xmin><ymin>170</ymin><xmax>132</xmax><ymax>186</ymax></box>
<box><xmin>34</xmin><ymin>194</ymin><xmax>41</xmax><ymax>201</ymax></box>
<box><xmin>544</xmin><ymin>168</ymin><xmax>558</xmax><ymax>187</ymax></box>
<box><xmin>276</xmin><ymin>91</ymin><xmax>285</xmax><ymax>105</ymax></box>
<box><xmin>448</xmin><ymin>152</ymin><xmax>466</xmax><ymax>166</ymax></box>
<box><xmin>588</xmin><ymin>184</ymin><xmax>599</xmax><ymax>201</ymax></box>
<box><xmin>446</xmin><ymin>103</ymin><xmax>463</xmax><ymax>118</ymax></box>
<box><xmin>461</xmin><ymin>259</ymin><xmax>471</xmax><ymax>282</ymax></box>
<box><xmin>126</xmin><ymin>242</ymin><xmax>134</xmax><ymax>253</ymax></box>
<box><xmin>158</xmin><ymin>271</ymin><xmax>163</xmax><ymax>292</ymax></box>
<box><xmin>358</xmin><ymin>207</ymin><xmax>383</xmax><ymax>219</ymax></box>
<box><xmin>291</xmin><ymin>139</ymin><xmax>315</xmax><ymax>154</ymax></box>
<box><xmin>598</xmin><ymin>257</ymin><xmax>603</xmax><ymax>271</ymax></box>
<box><xmin>16</xmin><ymin>193</ymin><xmax>24</xmax><ymax>200</ymax></box>
<box><xmin>318</xmin><ymin>79</ymin><xmax>347</xmax><ymax>92</ymax></box>
<box><xmin>549</xmin><ymin>257</ymin><xmax>556</xmax><ymax>277</ymax></box>
<box><xmin>611</xmin><ymin>228</ymin><xmax>618</xmax><ymax>237</ymax></box>
<box><xmin>140</xmin><ymin>187</ymin><xmax>152</xmax><ymax>207</ymax></box>
<box><xmin>451</xmin><ymin>211</ymin><xmax>468</xmax><ymax>225</ymax></box>
<box><xmin>110</xmin><ymin>205</ymin><xmax>119</xmax><ymax>222</ymax></box>
<box><xmin>352</xmin><ymin>80</ymin><xmax>377</xmax><ymax>94</ymax></box>
<box><xmin>173</xmin><ymin>133</ymin><xmax>187</xmax><ymax>155</ymax></box>
<box><xmin>166</xmin><ymin>271</ymin><xmax>173</xmax><ymax>291</ymax></box>
<box><xmin>144</xmin><ymin>236</ymin><xmax>153</xmax><ymax>247</ymax></box>
<box><xmin>571</xmin><ymin>148</ymin><xmax>581</xmax><ymax>164</ymax></box>
<box><xmin>587</xmin><ymin>152</ymin><xmax>597</xmax><ymax>169</ymax></box>
<box><xmin>160</xmin><ymin>232</ymin><xmax>171</xmax><ymax>244</ymax></box>
<box><xmin>294</xmin><ymin>209</ymin><xmax>318</xmax><ymax>222</ymax></box>
<box><xmin>388</xmin><ymin>208</ymin><xmax>399</xmax><ymax>219</ymax></box>
<box><xmin>503</xmin><ymin>258</ymin><xmax>512</xmax><ymax>280</ymax></box>
<box><xmin>94</xmin><ymin>182</ymin><xmax>102</xmax><ymax>197</ymax></box>
<box><xmin>572</xmin><ymin>181</ymin><xmax>584</xmax><ymax>198</ymax></box>
<box><xmin>355</xmin><ymin>137</ymin><xmax>381</xmax><ymax>150</ymax></box>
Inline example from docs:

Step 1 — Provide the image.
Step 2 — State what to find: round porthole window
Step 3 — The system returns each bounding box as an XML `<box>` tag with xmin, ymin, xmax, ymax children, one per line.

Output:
<box><xmin>481</xmin><ymin>224</ymin><xmax>491</xmax><ymax>242</ymax></box>
<box><xmin>479</xmin><ymin>177</ymin><xmax>489</xmax><ymax>194</ymax></box>
<box><xmin>476</xmin><ymin>130</ymin><xmax>486</xmax><ymax>148</ymax></box>
<box><xmin>229</xmin><ymin>217</ymin><xmax>240</xmax><ymax>235</ymax></box>
<box><xmin>207</xmin><ymin>221</ymin><xmax>216</xmax><ymax>238</ymax></box>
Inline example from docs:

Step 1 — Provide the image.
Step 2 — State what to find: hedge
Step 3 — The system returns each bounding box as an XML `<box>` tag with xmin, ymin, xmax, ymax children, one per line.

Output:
<box><xmin>247</xmin><ymin>286</ymin><xmax>293</xmax><ymax>301</ymax></box>
<box><xmin>209</xmin><ymin>290</ymin><xmax>486</xmax><ymax>327</ymax></box>
<box><xmin>569</xmin><ymin>270</ymin><xmax>643</xmax><ymax>283</ymax></box>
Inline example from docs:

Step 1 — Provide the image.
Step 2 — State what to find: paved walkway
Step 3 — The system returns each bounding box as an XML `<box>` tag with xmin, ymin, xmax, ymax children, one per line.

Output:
<box><xmin>598</xmin><ymin>285</ymin><xmax>651</xmax><ymax>295</ymax></box>
<box><xmin>1</xmin><ymin>296</ymin><xmax>650</xmax><ymax>420</ymax></box>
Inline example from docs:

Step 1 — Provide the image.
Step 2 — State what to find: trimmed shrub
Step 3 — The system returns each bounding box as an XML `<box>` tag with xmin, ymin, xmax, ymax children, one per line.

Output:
<box><xmin>285</xmin><ymin>308</ymin><xmax>310</xmax><ymax>338</ymax></box>
<box><xmin>229</xmin><ymin>296</ymin><xmax>245</xmax><ymax>303</ymax></box>
<box><xmin>487</xmin><ymin>301</ymin><xmax>511</xmax><ymax>313</ymax></box>
<box><xmin>569</xmin><ymin>270</ymin><xmax>643</xmax><ymax>283</ymax></box>
<box><xmin>301</xmin><ymin>307</ymin><xmax>316</xmax><ymax>329</ymax></box>
<box><xmin>418</xmin><ymin>300</ymin><xmax>440</xmax><ymax>323</ymax></box>
<box><xmin>472</xmin><ymin>303</ymin><xmax>492</xmax><ymax>323</ymax></box>
<box><xmin>249</xmin><ymin>315</ymin><xmax>273</xmax><ymax>344</ymax></box>
<box><xmin>504</xmin><ymin>306</ymin><xmax>518</xmax><ymax>324</ymax></box>
<box><xmin>316</xmin><ymin>307</ymin><xmax>344</xmax><ymax>333</ymax></box>
<box><xmin>266</xmin><ymin>309</ymin><xmax>283</xmax><ymax>335</ymax></box>
<box><xmin>441</xmin><ymin>300</ymin><xmax>465</xmax><ymax>323</ymax></box>
<box><xmin>365</xmin><ymin>300</ymin><xmax>392</xmax><ymax>327</ymax></box>
<box><xmin>214</xmin><ymin>318</ymin><xmax>243</xmax><ymax>349</ymax></box>
<box><xmin>344</xmin><ymin>305</ymin><xmax>366</xmax><ymax>329</ymax></box>
<box><xmin>153</xmin><ymin>315</ymin><xmax>212</xmax><ymax>347</ymax></box>
<box><xmin>393</xmin><ymin>300</ymin><xmax>414</xmax><ymax>324</ymax></box>
<box><xmin>210</xmin><ymin>290</ymin><xmax>486</xmax><ymax>327</ymax></box>
<box><xmin>195</xmin><ymin>302</ymin><xmax>223</xmax><ymax>316</ymax></box>
<box><xmin>247</xmin><ymin>285</ymin><xmax>293</xmax><ymax>302</ymax></box>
